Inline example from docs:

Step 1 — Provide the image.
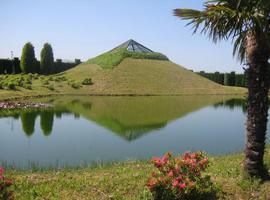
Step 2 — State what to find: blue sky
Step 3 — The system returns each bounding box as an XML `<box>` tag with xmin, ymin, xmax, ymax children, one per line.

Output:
<box><xmin>0</xmin><ymin>0</ymin><xmax>243</xmax><ymax>72</ymax></box>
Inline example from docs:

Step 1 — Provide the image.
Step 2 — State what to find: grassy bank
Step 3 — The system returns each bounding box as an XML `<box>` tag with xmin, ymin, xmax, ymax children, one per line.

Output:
<box><xmin>5</xmin><ymin>148</ymin><xmax>270</xmax><ymax>200</ymax></box>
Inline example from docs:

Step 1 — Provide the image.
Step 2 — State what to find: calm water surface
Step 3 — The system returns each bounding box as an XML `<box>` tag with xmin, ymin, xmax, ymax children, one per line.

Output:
<box><xmin>0</xmin><ymin>96</ymin><xmax>268</xmax><ymax>169</ymax></box>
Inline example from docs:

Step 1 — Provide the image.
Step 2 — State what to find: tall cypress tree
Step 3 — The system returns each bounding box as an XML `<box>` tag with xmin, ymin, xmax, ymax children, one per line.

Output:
<box><xmin>21</xmin><ymin>111</ymin><xmax>37</xmax><ymax>137</ymax></box>
<box><xmin>40</xmin><ymin>110</ymin><xmax>54</xmax><ymax>136</ymax></box>
<box><xmin>224</xmin><ymin>73</ymin><xmax>230</xmax><ymax>86</ymax></box>
<box><xmin>40</xmin><ymin>43</ymin><xmax>54</xmax><ymax>75</ymax></box>
<box><xmin>20</xmin><ymin>42</ymin><xmax>36</xmax><ymax>73</ymax></box>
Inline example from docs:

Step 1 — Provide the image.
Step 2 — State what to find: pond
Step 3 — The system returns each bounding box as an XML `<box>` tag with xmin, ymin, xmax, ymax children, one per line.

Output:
<box><xmin>0</xmin><ymin>95</ymin><xmax>268</xmax><ymax>169</ymax></box>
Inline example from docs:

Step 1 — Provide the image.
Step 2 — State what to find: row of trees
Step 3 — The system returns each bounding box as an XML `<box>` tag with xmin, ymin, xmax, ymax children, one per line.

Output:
<box><xmin>20</xmin><ymin>42</ymin><xmax>81</xmax><ymax>74</ymax></box>
<box><xmin>20</xmin><ymin>42</ymin><xmax>55</xmax><ymax>74</ymax></box>
<box><xmin>198</xmin><ymin>71</ymin><xmax>247</xmax><ymax>87</ymax></box>
<box><xmin>0</xmin><ymin>42</ymin><xmax>81</xmax><ymax>75</ymax></box>
<box><xmin>6</xmin><ymin>110</ymin><xmax>79</xmax><ymax>136</ymax></box>
<box><xmin>0</xmin><ymin>58</ymin><xmax>21</xmax><ymax>74</ymax></box>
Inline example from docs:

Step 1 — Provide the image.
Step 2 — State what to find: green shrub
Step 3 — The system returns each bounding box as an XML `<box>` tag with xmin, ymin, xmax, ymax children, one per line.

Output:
<box><xmin>25</xmin><ymin>78</ymin><xmax>32</xmax><ymax>85</ymax></box>
<box><xmin>7</xmin><ymin>82</ymin><xmax>16</xmax><ymax>90</ymax></box>
<box><xmin>23</xmin><ymin>84</ymin><xmax>32</xmax><ymax>90</ymax></box>
<box><xmin>46</xmin><ymin>85</ymin><xmax>54</xmax><ymax>91</ymax></box>
<box><xmin>54</xmin><ymin>76</ymin><xmax>67</xmax><ymax>82</ymax></box>
<box><xmin>68</xmin><ymin>80</ymin><xmax>73</xmax><ymax>85</ymax></box>
<box><xmin>39</xmin><ymin>76</ymin><xmax>45</xmax><ymax>80</ymax></box>
<box><xmin>18</xmin><ymin>77</ymin><xmax>24</xmax><ymax>86</ymax></box>
<box><xmin>147</xmin><ymin>152</ymin><xmax>216</xmax><ymax>200</ymax></box>
<box><xmin>33</xmin><ymin>73</ymin><xmax>40</xmax><ymax>80</ymax></box>
<box><xmin>0</xmin><ymin>74</ymin><xmax>34</xmax><ymax>89</ymax></box>
<box><xmin>67</xmin><ymin>80</ymin><xmax>75</xmax><ymax>85</ymax></box>
<box><xmin>71</xmin><ymin>83</ymin><xmax>80</xmax><ymax>89</ymax></box>
<box><xmin>42</xmin><ymin>80</ymin><xmax>49</xmax><ymax>85</ymax></box>
<box><xmin>82</xmin><ymin>78</ymin><xmax>93</xmax><ymax>85</ymax></box>
<box><xmin>9</xmin><ymin>79</ymin><xmax>20</xmax><ymax>86</ymax></box>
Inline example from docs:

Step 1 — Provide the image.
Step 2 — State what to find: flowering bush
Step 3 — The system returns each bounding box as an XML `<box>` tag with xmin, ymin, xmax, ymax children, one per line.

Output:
<box><xmin>147</xmin><ymin>152</ymin><xmax>216</xmax><ymax>200</ymax></box>
<box><xmin>0</xmin><ymin>167</ymin><xmax>13</xmax><ymax>199</ymax></box>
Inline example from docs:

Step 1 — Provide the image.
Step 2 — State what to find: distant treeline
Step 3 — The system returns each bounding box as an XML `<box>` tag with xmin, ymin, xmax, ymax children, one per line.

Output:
<box><xmin>197</xmin><ymin>71</ymin><xmax>247</xmax><ymax>87</ymax></box>
<box><xmin>213</xmin><ymin>98</ymin><xmax>246</xmax><ymax>112</ymax></box>
<box><xmin>0</xmin><ymin>58</ymin><xmax>21</xmax><ymax>74</ymax></box>
<box><xmin>0</xmin><ymin>42</ymin><xmax>81</xmax><ymax>75</ymax></box>
<box><xmin>0</xmin><ymin>58</ymin><xmax>80</xmax><ymax>75</ymax></box>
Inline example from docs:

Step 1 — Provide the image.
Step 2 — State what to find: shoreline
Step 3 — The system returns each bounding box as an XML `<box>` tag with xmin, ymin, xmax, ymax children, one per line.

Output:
<box><xmin>4</xmin><ymin>148</ymin><xmax>270</xmax><ymax>199</ymax></box>
<box><xmin>0</xmin><ymin>101</ymin><xmax>52</xmax><ymax>109</ymax></box>
<box><xmin>1</xmin><ymin>149</ymin><xmax>246</xmax><ymax>171</ymax></box>
<box><xmin>0</xmin><ymin>92</ymin><xmax>247</xmax><ymax>102</ymax></box>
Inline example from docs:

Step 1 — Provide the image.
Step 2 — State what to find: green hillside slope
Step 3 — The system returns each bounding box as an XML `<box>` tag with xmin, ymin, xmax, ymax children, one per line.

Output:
<box><xmin>63</xmin><ymin>58</ymin><xmax>245</xmax><ymax>95</ymax></box>
<box><xmin>86</xmin><ymin>48</ymin><xmax>168</xmax><ymax>69</ymax></box>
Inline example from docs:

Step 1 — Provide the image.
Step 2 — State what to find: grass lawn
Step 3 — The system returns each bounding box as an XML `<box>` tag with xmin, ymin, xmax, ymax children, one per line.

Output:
<box><xmin>5</xmin><ymin>148</ymin><xmax>270</xmax><ymax>200</ymax></box>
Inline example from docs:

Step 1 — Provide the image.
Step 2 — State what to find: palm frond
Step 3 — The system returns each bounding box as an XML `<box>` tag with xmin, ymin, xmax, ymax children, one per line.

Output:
<box><xmin>174</xmin><ymin>0</ymin><xmax>270</xmax><ymax>62</ymax></box>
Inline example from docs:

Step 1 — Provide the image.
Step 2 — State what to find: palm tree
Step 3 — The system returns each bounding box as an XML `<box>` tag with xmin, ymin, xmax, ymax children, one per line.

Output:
<box><xmin>174</xmin><ymin>0</ymin><xmax>270</xmax><ymax>177</ymax></box>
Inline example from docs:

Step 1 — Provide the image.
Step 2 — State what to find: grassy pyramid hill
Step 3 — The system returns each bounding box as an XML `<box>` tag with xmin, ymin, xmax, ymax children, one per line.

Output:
<box><xmin>63</xmin><ymin>40</ymin><xmax>245</xmax><ymax>95</ymax></box>
<box><xmin>0</xmin><ymin>40</ymin><xmax>246</xmax><ymax>100</ymax></box>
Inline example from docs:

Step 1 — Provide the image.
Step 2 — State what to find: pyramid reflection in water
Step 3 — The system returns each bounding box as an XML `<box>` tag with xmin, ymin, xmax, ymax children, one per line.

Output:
<box><xmin>0</xmin><ymin>97</ymin><xmax>245</xmax><ymax>140</ymax></box>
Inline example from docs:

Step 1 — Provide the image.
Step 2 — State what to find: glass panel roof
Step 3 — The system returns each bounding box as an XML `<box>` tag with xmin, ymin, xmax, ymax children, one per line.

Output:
<box><xmin>111</xmin><ymin>39</ymin><xmax>154</xmax><ymax>53</ymax></box>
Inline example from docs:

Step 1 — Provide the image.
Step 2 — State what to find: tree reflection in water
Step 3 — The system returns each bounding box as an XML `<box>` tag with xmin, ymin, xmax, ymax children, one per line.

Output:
<box><xmin>0</xmin><ymin>96</ymin><xmax>246</xmax><ymax>140</ymax></box>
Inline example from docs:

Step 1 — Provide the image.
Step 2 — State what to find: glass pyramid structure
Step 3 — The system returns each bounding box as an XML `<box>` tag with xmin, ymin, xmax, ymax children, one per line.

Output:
<box><xmin>111</xmin><ymin>39</ymin><xmax>154</xmax><ymax>53</ymax></box>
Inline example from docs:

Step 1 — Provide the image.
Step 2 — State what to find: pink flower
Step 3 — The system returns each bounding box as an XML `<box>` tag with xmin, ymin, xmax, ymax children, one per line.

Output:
<box><xmin>202</xmin><ymin>157</ymin><xmax>208</xmax><ymax>164</ymax></box>
<box><xmin>152</xmin><ymin>153</ymin><xmax>170</xmax><ymax>167</ymax></box>
<box><xmin>199</xmin><ymin>158</ymin><xmax>209</xmax><ymax>168</ymax></box>
<box><xmin>168</xmin><ymin>170</ymin><xmax>174</xmax><ymax>177</ymax></box>
<box><xmin>160</xmin><ymin>153</ymin><xmax>170</xmax><ymax>165</ymax></box>
<box><xmin>147</xmin><ymin>178</ymin><xmax>157</xmax><ymax>189</ymax></box>
<box><xmin>172</xmin><ymin>180</ymin><xmax>179</xmax><ymax>188</ymax></box>
<box><xmin>174</xmin><ymin>165</ymin><xmax>180</xmax><ymax>173</ymax></box>
<box><xmin>176</xmin><ymin>175</ymin><xmax>183</xmax><ymax>181</ymax></box>
<box><xmin>183</xmin><ymin>151</ymin><xmax>191</xmax><ymax>160</ymax></box>
<box><xmin>152</xmin><ymin>157</ymin><xmax>162</xmax><ymax>168</ymax></box>
<box><xmin>189</xmin><ymin>159</ymin><xmax>196</xmax><ymax>166</ymax></box>
<box><xmin>5</xmin><ymin>179</ymin><xmax>13</xmax><ymax>186</ymax></box>
<box><xmin>158</xmin><ymin>177</ymin><xmax>165</xmax><ymax>183</ymax></box>
<box><xmin>0</xmin><ymin>167</ymin><xmax>4</xmax><ymax>175</ymax></box>
<box><xmin>179</xmin><ymin>183</ymin><xmax>186</xmax><ymax>189</ymax></box>
<box><xmin>190</xmin><ymin>153</ymin><xmax>197</xmax><ymax>159</ymax></box>
<box><xmin>151</xmin><ymin>172</ymin><xmax>157</xmax><ymax>177</ymax></box>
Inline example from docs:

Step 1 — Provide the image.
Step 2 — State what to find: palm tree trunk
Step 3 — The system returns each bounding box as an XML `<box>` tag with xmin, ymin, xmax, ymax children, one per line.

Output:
<box><xmin>244</xmin><ymin>34</ymin><xmax>270</xmax><ymax>177</ymax></box>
